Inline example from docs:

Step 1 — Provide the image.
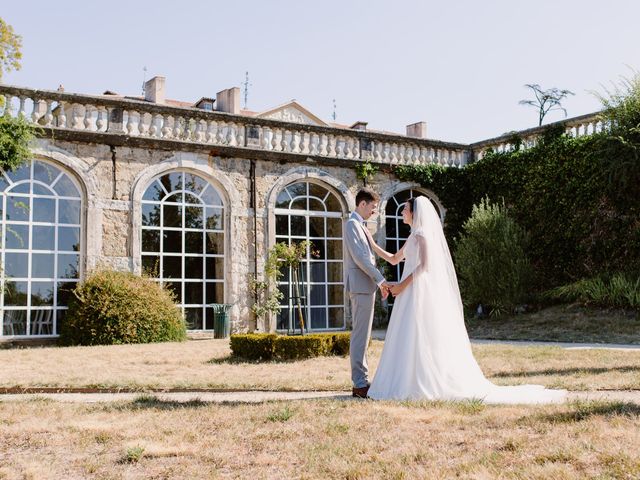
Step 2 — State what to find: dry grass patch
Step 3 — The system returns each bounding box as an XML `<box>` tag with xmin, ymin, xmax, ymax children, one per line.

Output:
<box><xmin>1</xmin><ymin>339</ymin><xmax>640</xmax><ymax>392</ymax></box>
<box><xmin>1</xmin><ymin>397</ymin><xmax>639</xmax><ymax>479</ymax></box>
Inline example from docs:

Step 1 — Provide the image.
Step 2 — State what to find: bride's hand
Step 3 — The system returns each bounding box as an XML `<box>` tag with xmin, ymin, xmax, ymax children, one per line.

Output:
<box><xmin>389</xmin><ymin>283</ymin><xmax>403</xmax><ymax>297</ymax></box>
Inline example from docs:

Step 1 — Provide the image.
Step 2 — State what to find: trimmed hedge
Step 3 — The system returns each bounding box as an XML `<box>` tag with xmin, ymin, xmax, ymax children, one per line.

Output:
<box><xmin>59</xmin><ymin>269</ymin><xmax>186</xmax><ymax>346</ymax></box>
<box><xmin>230</xmin><ymin>332</ymin><xmax>352</xmax><ymax>361</ymax></box>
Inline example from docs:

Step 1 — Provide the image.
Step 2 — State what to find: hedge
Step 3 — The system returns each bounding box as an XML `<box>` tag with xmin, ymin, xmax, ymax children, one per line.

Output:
<box><xmin>230</xmin><ymin>332</ymin><xmax>352</xmax><ymax>361</ymax></box>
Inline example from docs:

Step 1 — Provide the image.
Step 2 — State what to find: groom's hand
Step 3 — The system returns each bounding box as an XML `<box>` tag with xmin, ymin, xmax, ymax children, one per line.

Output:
<box><xmin>380</xmin><ymin>281</ymin><xmax>390</xmax><ymax>300</ymax></box>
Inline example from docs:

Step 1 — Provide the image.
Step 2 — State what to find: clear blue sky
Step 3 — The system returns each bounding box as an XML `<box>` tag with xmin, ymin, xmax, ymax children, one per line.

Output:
<box><xmin>3</xmin><ymin>1</ymin><xmax>639</xmax><ymax>143</ymax></box>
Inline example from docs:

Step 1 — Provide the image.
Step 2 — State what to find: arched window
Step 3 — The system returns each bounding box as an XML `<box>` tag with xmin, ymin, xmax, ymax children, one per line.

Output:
<box><xmin>385</xmin><ymin>189</ymin><xmax>443</xmax><ymax>285</ymax></box>
<box><xmin>140</xmin><ymin>171</ymin><xmax>224</xmax><ymax>331</ymax></box>
<box><xmin>1</xmin><ymin>160</ymin><xmax>82</xmax><ymax>337</ymax></box>
<box><xmin>274</xmin><ymin>181</ymin><xmax>345</xmax><ymax>331</ymax></box>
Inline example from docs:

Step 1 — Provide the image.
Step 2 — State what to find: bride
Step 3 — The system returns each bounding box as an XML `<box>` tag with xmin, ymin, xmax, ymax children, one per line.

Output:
<box><xmin>365</xmin><ymin>196</ymin><xmax>566</xmax><ymax>404</ymax></box>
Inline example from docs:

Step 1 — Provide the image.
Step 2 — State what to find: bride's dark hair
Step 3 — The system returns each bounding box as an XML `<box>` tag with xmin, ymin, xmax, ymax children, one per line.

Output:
<box><xmin>407</xmin><ymin>196</ymin><xmax>424</xmax><ymax>213</ymax></box>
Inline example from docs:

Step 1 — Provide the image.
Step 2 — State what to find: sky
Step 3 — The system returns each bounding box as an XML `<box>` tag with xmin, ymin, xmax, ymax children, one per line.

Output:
<box><xmin>3</xmin><ymin>1</ymin><xmax>640</xmax><ymax>144</ymax></box>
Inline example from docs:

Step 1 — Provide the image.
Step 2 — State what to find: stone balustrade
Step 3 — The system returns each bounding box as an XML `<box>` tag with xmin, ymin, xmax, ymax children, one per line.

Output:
<box><xmin>470</xmin><ymin>112</ymin><xmax>604</xmax><ymax>160</ymax></box>
<box><xmin>0</xmin><ymin>84</ymin><xmax>470</xmax><ymax>168</ymax></box>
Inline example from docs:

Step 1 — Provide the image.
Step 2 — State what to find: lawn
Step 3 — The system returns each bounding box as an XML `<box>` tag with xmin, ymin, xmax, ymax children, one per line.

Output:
<box><xmin>466</xmin><ymin>305</ymin><xmax>640</xmax><ymax>344</ymax></box>
<box><xmin>1</xmin><ymin>339</ymin><xmax>640</xmax><ymax>392</ymax></box>
<box><xmin>1</xmin><ymin>396</ymin><xmax>639</xmax><ymax>479</ymax></box>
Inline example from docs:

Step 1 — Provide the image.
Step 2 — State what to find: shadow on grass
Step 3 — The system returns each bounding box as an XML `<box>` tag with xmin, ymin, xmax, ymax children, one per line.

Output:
<box><xmin>491</xmin><ymin>365</ymin><xmax>640</xmax><ymax>378</ymax></box>
<box><xmin>529</xmin><ymin>400</ymin><xmax>640</xmax><ymax>424</ymax></box>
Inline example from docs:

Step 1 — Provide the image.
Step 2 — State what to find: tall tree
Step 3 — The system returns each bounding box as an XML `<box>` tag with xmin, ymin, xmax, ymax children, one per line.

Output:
<box><xmin>519</xmin><ymin>84</ymin><xmax>574</xmax><ymax>126</ymax></box>
<box><xmin>0</xmin><ymin>17</ymin><xmax>22</xmax><ymax>82</ymax></box>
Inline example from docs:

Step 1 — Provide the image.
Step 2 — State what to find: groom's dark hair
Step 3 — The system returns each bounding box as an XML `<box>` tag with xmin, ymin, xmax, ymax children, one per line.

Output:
<box><xmin>355</xmin><ymin>188</ymin><xmax>379</xmax><ymax>206</ymax></box>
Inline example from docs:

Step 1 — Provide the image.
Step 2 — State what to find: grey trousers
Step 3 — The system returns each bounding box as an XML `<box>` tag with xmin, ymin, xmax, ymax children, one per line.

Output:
<box><xmin>349</xmin><ymin>292</ymin><xmax>376</xmax><ymax>388</ymax></box>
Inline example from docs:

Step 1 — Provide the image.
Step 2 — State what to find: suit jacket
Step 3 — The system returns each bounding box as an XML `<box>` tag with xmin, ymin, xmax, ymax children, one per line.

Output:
<box><xmin>343</xmin><ymin>212</ymin><xmax>385</xmax><ymax>294</ymax></box>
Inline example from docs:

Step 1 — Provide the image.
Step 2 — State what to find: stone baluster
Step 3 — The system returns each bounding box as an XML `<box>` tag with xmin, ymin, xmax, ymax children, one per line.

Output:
<box><xmin>192</xmin><ymin>118</ymin><xmax>204</xmax><ymax>142</ymax></box>
<box><xmin>204</xmin><ymin>120</ymin><xmax>216</xmax><ymax>143</ymax></box>
<box><xmin>326</xmin><ymin>135</ymin><xmax>336</xmax><ymax>157</ymax></box>
<box><xmin>133</xmin><ymin>112</ymin><xmax>143</xmax><ymax>136</ymax></box>
<box><xmin>309</xmin><ymin>132</ymin><xmax>319</xmax><ymax>155</ymax></box>
<box><xmin>227</xmin><ymin>123</ymin><xmax>237</xmax><ymax>146</ymax></box>
<box><xmin>84</xmin><ymin>104</ymin><xmax>96</xmax><ymax>131</ymax></box>
<box><xmin>162</xmin><ymin>116</ymin><xmax>173</xmax><ymax>138</ymax></box>
<box><xmin>43</xmin><ymin>100</ymin><xmax>55</xmax><ymax>127</ymax></box>
<box><xmin>342</xmin><ymin>137</ymin><xmax>351</xmax><ymax>158</ymax></box>
<box><xmin>18</xmin><ymin>96</ymin><xmax>28</xmax><ymax>118</ymax></box>
<box><xmin>70</xmin><ymin>103</ymin><xmax>83</xmax><ymax>129</ymax></box>
<box><xmin>216</xmin><ymin>122</ymin><xmax>226</xmax><ymax>144</ymax></box>
<box><xmin>352</xmin><ymin>137</ymin><xmax>360</xmax><ymax>160</ymax></box>
<box><xmin>237</xmin><ymin>124</ymin><xmax>245</xmax><ymax>147</ymax></box>
<box><xmin>280</xmin><ymin>130</ymin><xmax>290</xmax><ymax>152</ymax></box>
<box><xmin>335</xmin><ymin>137</ymin><xmax>345</xmax><ymax>158</ymax></box>
<box><xmin>290</xmin><ymin>131</ymin><xmax>300</xmax><ymax>153</ymax></box>
<box><xmin>389</xmin><ymin>144</ymin><xmax>398</xmax><ymax>163</ymax></box>
<box><xmin>173</xmin><ymin>116</ymin><xmax>183</xmax><ymax>139</ymax></box>
<box><xmin>318</xmin><ymin>134</ymin><xmax>328</xmax><ymax>156</ymax></box>
<box><xmin>183</xmin><ymin>118</ymin><xmax>193</xmax><ymax>141</ymax></box>
<box><xmin>262</xmin><ymin>127</ymin><xmax>273</xmax><ymax>150</ymax></box>
<box><xmin>272</xmin><ymin>128</ymin><xmax>282</xmax><ymax>151</ymax></box>
<box><xmin>31</xmin><ymin>99</ymin><xmax>45</xmax><ymax>124</ymax></box>
<box><xmin>151</xmin><ymin>114</ymin><xmax>163</xmax><ymax>138</ymax></box>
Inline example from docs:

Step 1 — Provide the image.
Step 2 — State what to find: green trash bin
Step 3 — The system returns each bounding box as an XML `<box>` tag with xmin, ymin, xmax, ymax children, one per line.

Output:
<box><xmin>211</xmin><ymin>303</ymin><xmax>232</xmax><ymax>339</ymax></box>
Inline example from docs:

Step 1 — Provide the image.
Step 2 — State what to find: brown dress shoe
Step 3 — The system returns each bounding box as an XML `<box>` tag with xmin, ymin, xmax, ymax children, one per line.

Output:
<box><xmin>352</xmin><ymin>385</ymin><xmax>370</xmax><ymax>398</ymax></box>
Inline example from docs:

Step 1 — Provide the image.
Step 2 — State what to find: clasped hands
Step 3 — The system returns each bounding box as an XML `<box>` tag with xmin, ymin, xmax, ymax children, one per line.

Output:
<box><xmin>380</xmin><ymin>281</ymin><xmax>403</xmax><ymax>299</ymax></box>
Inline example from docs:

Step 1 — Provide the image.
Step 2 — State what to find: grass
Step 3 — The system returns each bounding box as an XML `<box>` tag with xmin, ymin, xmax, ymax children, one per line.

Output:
<box><xmin>0</xmin><ymin>397</ymin><xmax>639</xmax><ymax>479</ymax></box>
<box><xmin>2</xmin><ymin>337</ymin><xmax>640</xmax><ymax>392</ymax></box>
<box><xmin>466</xmin><ymin>304</ymin><xmax>640</xmax><ymax>344</ymax></box>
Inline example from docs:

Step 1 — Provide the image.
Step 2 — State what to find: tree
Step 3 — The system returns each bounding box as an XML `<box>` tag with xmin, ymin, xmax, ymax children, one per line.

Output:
<box><xmin>0</xmin><ymin>17</ymin><xmax>22</xmax><ymax>82</ymax></box>
<box><xmin>519</xmin><ymin>84</ymin><xmax>574</xmax><ymax>126</ymax></box>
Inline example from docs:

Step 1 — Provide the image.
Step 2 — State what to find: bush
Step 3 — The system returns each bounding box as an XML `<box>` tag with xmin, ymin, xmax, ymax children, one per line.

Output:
<box><xmin>454</xmin><ymin>198</ymin><xmax>533</xmax><ymax>316</ymax></box>
<box><xmin>59</xmin><ymin>269</ymin><xmax>186</xmax><ymax>346</ymax></box>
<box><xmin>548</xmin><ymin>273</ymin><xmax>640</xmax><ymax>309</ymax></box>
<box><xmin>230</xmin><ymin>332</ymin><xmax>351</xmax><ymax>360</ymax></box>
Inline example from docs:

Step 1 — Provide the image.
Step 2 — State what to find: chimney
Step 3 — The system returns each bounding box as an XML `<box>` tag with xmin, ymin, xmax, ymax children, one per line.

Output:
<box><xmin>406</xmin><ymin>121</ymin><xmax>427</xmax><ymax>138</ymax></box>
<box><xmin>216</xmin><ymin>87</ymin><xmax>241</xmax><ymax>114</ymax></box>
<box><xmin>144</xmin><ymin>76</ymin><xmax>166</xmax><ymax>104</ymax></box>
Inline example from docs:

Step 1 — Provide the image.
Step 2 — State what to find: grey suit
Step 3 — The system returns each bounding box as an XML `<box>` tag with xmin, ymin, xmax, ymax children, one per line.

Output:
<box><xmin>344</xmin><ymin>212</ymin><xmax>385</xmax><ymax>388</ymax></box>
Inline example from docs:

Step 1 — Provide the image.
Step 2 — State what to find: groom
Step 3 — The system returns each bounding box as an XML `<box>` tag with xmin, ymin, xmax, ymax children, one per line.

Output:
<box><xmin>344</xmin><ymin>187</ymin><xmax>389</xmax><ymax>398</ymax></box>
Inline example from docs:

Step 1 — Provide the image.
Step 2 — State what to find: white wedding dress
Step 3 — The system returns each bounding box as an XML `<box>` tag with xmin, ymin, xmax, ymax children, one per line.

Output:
<box><xmin>368</xmin><ymin>197</ymin><xmax>566</xmax><ymax>404</ymax></box>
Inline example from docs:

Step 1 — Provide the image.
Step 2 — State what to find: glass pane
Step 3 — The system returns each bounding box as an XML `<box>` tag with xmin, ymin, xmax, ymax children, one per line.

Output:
<box><xmin>275</xmin><ymin>215</ymin><xmax>288</xmax><ymax>236</ymax></box>
<box><xmin>185</xmin><ymin>231</ymin><xmax>203</xmax><ymax>254</ymax></box>
<box><xmin>394</xmin><ymin>190</ymin><xmax>412</xmax><ymax>206</ymax></box>
<box><xmin>162</xmin><ymin>256</ymin><xmax>182</xmax><ymax>279</ymax></box>
<box><xmin>200</xmin><ymin>185</ymin><xmax>222</xmax><ymax>206</ymax></box>
<box><xmin>309</xmin><ymin>262</ymin><xmax>326</xmax><ymax>283</ymax></box>
<box><xmin>386</xmin><ymin>218</ymin><xmax>397</xmax><ymax>238</ymax></box>
<box><xmin>205</xmin><ymin>233</ymin><xmax>224</xmax><ymax>254</ymax></box>
<box><xmin>309</xmin><ymin>238</ymin><xmax>325</xmax><ymax>259</ymax></box>
<box><xmin>286</xmin><ymin>183</ymin><xmax>306</xmax><ymax>199</ymax></box>
<box><xmin>3</xmin><ymin>281</ymin><xmax>28</xmax><ymax>306</ymax></box>
<box><xmin>184</xmin><ymin>173</ymin><xmax>207</xmax><ymax>196</ymax></box>
<box><xmin>58</xmin><ymin>199</ymin><xmax>80</xmax><ymax>224</ymax></box>
<box><xmin>142</xmin><ymin>180</ymin><xmax>166</xmax><ymax>201</ymax></box>
<box><xmin>184</xmin><ymin>193</ymin><xmax>201</xmax><ymax>205</ymax></box>
<box><xmin>58</xmin><ymin>254</ymin><xmax>79</xmax><ymax>279</ymax></box>
<box><xmin>6</xmin><ymin>164</ymin><xmax>30</xmax><ymax>183</ymax></box>
<box><xmin>205</xmin><ymin>207</ymin><xmax>223</xmax><ymax>230</ymax></box>
<box><xmin>32</xmin><ymin>184</ymin><xmax>52</xmax><ymax>195</ymax></box>
<box><xmin>53</xmin><ymin>174</ymin><xmax>80</xmax><ymax>197</ymax></box>
<box><xmin>58</xmin><ymin>227</ymin><xmax>80</xmax><ymax>251</ymax></box>
<box><xmin>166</xmin><ymin>192</ymin><xmax>183</xmax><ymax>204</ymax></box>
<box><xmin>308</xmin><ymin>183</ymin><xmax>329</xmax><ymax>201</ymax></box>
<box><xmin>32</xmin><ymin>226</ymin><xmax>55</xmax><ymax>250</ymax></box>
<box><xmin>398</xmin><ymin>221</ymin><xmax>411</xmax><ymax>239</ymax></box>
<box><xmin>5</xmin><ymin>224</ymin><xmax>29</xmax><ymax>249</ymax></box>
<box><xmin>185</xmin><ymin>256</ymin><xmax>203</xmax><ymax>279</ymax></box>
<box><xmin>205</xmin><ymin>257</ymin><xmax>224</xmax><ymax>280</ymax></box>
<box><xmin>163</xmin><ymin>231</ymin><xmax>181</xmax><ymax>253</ymax></box>
<box><xmin>275</xmin><ymin>189</ymin><xmax>290</xmax><ymax>208</ymax></box>
<box><xmin>205</xmin><ymin>282</ymin><xmax>224</xmax><ymax>304</ymax></box>
<box><xmin>10</xmin><ymin>182</ymin><xmax>30</xmax><ymax>194</ymax></box>
<box><xmin>278</xmin><ymin>283</ymin><xmax>289</xmax><ymax>306</ymax></box>
<box><xmin>290</xmin><ymin>198</ymin><xmax>306</xmax><ymax>210</ymax></box>
<box><xmin>32</xmin><ymin>253</ymin><xmax>55</xmax><ymax>278</ymax></box>
<box><xmin>165</xmin><ymin>281</ymin><xmax>182</xmax><ymax>303</ymax></box>
<box><xmin>4</xmin><ymin>252</ymin><xmax>28</xmax><ymax>277</ymax></box>
<box><xmin>277</xmin><ymin>308</ymin><xmax>289</xmax><ymax>331</ymax></box>
<box><xmin>30</xmin><ymin>309</ymin><xmax>54</xmax><ymax>335</ymax></box>
<box><xmin>326</xmin><ymin>218</ymin><xmax>342</xmax><ymax>238</ymax></box>
<box><xmin>309</xmin><ymin>283</ymin><xmax>326</xmax><ymax>305</ymax></box>
<box><xmin>184</xmin><ymin>205</ymin><xmax>203</xmax><ymax>229</ymax></box>
<box><xmin>325</xmin><ymin>193</ymin><xmax>342</xmax><ymax>212</ymax></box>
<box><xmin>0</xmin><ymin>172</ymin><xmax>9</xmax><ymax>192</ymax></box>
<box><xmin>142</xmin><ymin>204</ymin><xmax>161</xmax><ymax>227</ymax></box>
<box><xmin>386</xmin><ymin>197</ymin><xmax>399</xmax><ymax>215</ymax></box>
<box><xmin>57</xmin><ymin>282</ymin><xmax>77</xmax><ymax>307</ymax></box>
<box><xmin>328</xmin><ymin>307</ymin><xmax>345</xmax><ymax>328</ymax></box>
<box><xmin>328</xmin><ymin>285</ymin><xmax>344</xmax><ymax>305</ymax></box>
<box><xmin>290</xmin><ymin>216</ymin><xmax>306</xmax><ymax>237</ymax></box>
<box><xmin>308</xmin><ymin>198</ymin><xmax>325</xmax><ymax>212</ymax></box>
<box><xmin>31</xmin><ymin>282</ymin><xmax>54</xmax><ymax>306</ymax></box>
<box><xmin>32</xmin><ymin>198</ymin><xmax>55</xmax><ymax>223</ymax></box>
<box><xmin>309</xmin><ymin>216</ymin><xmax>325</xmax><ymax>238</ymax></box>
<box><xmin>327</xmin><ymin>262</ymin><xmax>343</xmax><ymax>282</ymax></box>
<box><xmin>6</xmin><ymin>196</ymin><xmax>30</xmax><ymax>221</ymax></box>
<box><xmin>184</xmin><ymin>282</ymin><xmax>203</xmax><ymax>305</ymax></box>
<box><xmin>142</xmin><ymin>256</ymin><xmax>160</xmax><ymax>277</ymax></box>
<box><xmin>142</xmin><ymin>230</ymin><xmax>160</xmax><ymax>252</ymax></box>
<box><xmin>2</xmin><ymin>309</ymin><xmax>27</xmax><ymax>335</ymax></box>
<box><xmin>310</xmin><ymin>308</ymin><xmax>326</xmax><ymax>329</ymax></box>
<box><xmin>159</xmin><ymin>172</ymin><xmax>183</xmax><ymax>193</ymax></box>
<box><xmin>55</xmin><ymin>309</ymin><xmax>67</xmax><ymax>335</ymax></box>
<box><xmin>34</xmin><ymin>161</ymin><xmax>60</xmax><ymax>186</ymax></box>
<box><xmin>185</xmin><ymin>307</ymin><xmax>203</xmax><ymax>330</ymax></box>
<box><xmin>326</xmin><ymin>240</ymin><xmax>343</xmax><ymax>260</ymax></box>
<box><xmin>163</xmin><ymin>204</ymin><xmax>181</xmax><ymax>228</ymax></box>
<box><xmin>205</xmin><ymin>307</ymin><xmax>215</xmax><ymax>330</ymax></box>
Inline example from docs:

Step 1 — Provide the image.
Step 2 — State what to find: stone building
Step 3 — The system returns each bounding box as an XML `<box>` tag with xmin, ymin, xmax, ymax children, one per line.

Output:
<box><xmin>0</xmin><ymin>78</ymin><xmax>600</xmax><ymax>341</ymax></box>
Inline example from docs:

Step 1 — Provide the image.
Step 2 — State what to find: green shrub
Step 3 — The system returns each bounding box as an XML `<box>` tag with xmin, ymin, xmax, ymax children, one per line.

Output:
<box><xmin>59</xmin><ymin>269</ymin><xmax>186</xmax><ymax>346</ymax></box>
<box><xmin>454</xmin><ymin>198</ymin><xmax>533</xmax><ymax>316</ymax></box>
<box><xmin>548</xmin><ymin>273</ymin><xmax>640</xmax><ymax>309</ymax></box>
<box><xmin>230</xmin><ymin>332</ymin><xmax>351</xmax><ymax>360</ymax></box>
<box><xmin>229</xmin><ymin>333</ymin><xmax>277</xmax><ymax>360</ymax></box>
